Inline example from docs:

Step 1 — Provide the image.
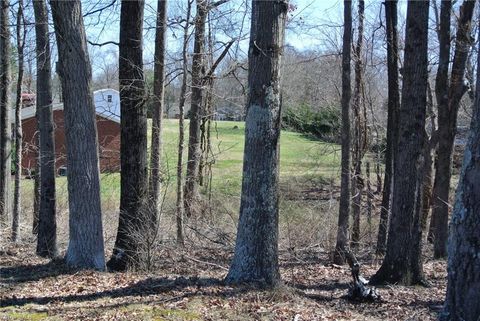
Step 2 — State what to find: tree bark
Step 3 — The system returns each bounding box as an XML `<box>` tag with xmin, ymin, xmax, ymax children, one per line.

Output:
<box><xmin>34</xmin><ymin>0</ymin><xmax>57</xmax><ymax>256</ymax></box>
<box><xmin>184</xmin><ymin>0</ymin><xmax>209</xmax><ymax>218</ymax></box>
<box><xmin>334</xmin><ymin>0</ymin><xmax>352</xmax><ymax>265</ymax></box>
<box><xmin>148</xmin><ymin>0</ymin><xmax>167</xmax><ymax>231</ymax></box>
<box><xmin>175</xmin><ymin>0</ymin><xmax>192</xmax><ymax>247</ymax></box>
<box><xmin>108</xmin><ymin>0</ymin><xmax>147</xmax><ymax>271</ymax></box>
<box><xmin>225</xmin><ymin>0</ymin><xmax>287</xmax><ymax>286</ymax></box>
<box><xmin>376</xmin><ymin>0</ymin><xmax>400</xmax><ymax>256</ymax></box>
<box><xmin>428</xmin><ymin>0</ymin><xmax>452</xmax><ymax>244</ymax></box>
<box><xmin>0</xmin><ymin>0</ymin><xmax>12</xmax><ymax>228</ymax></box>
<box><xmin>369</xmin><ymin>0</ymin><xmax>429</xmax><ymax>285</ymax></box>
<box><xmin>12</xmin><ymin>0</ymin><xmax>25</xmax><ymax>242</ymax></box>
<box><xmin>430</xmin><ymin>0</ymin><xmax>475</xmax><ymax>258</ymax></box>
<box><xmin>351</xmin><ymin>0</ymin><xmax>365</xmax><ymax>249</ymax></box>
<box><xmin>51</xmin><ymin>0</ymin><xmax>105</xmax><ymax>270</ymax></box>
<box><xmin>440</xmin><ymin>24</ymin><xmax>480</xmax><ymax>320</ymax></box>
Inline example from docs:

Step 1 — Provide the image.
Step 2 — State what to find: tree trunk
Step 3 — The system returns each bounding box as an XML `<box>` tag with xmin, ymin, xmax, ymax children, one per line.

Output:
<box><xmin>184</xmin><ymin>0</ymin><xmax>209</xmax><ymax>218</ymax></box>
<box><xmin>12</xmin><ymin>0</ymin><xmax>25</xmax><ymax>242</ymax></box>
<box><xmin>369</xmin><ymin>0</ymin><xmax>429</xmax><ymax>286</ymax></box>
<box><xmin>430</xmin><ymin>0</ymin><xmax>475</xmax><ymax>259</ymax></box>
<box><xmin>334</xmin><ymin>0</ymin><xmax>352</xmax><ymax>265</ymax></box>
<box><xmin>34</xmin><ymin>0</ymin><xmax>57</xmax><ymax>256</ymax></box>
<box><xmin>440</xmin><ymin>26</ymin><xmax>480</xmax><ymax>320</ymax></box>
<box><xmin>376</xmin><ymin>0</ymin><xmax>400</xmax><ymax>255</ymax></box>
<box><xmin>225</xmin><ymin>0</ymin><xmax>287</xmax><ymax>286</ymax></box>
<box><xmin>175</xmin><ymin>0</ymin><xmax>192</xmax><ymax>247</ymax></box>
<box><xmin>0</xmin><ymin>0</ymin><xmax>12</xmax><ymax>228</ymax></box>
<box><xmin>351</xmin><ymin>0</ymin><xmax>365</xmax><ymax>249</ymax></box>
<box><xmin>51</xmin><ymin>0</ymin><xmax>105</xmax><ymax>270</ymax></box>
<box><xmin>108</xmin><ymin>0</ymin><xmax>147</xmax><ymax>271</ymax></box>
<box><xmin>148</xmin><ymin>0</ymin><xmax>167</xmax><ymax>231</ymax></box>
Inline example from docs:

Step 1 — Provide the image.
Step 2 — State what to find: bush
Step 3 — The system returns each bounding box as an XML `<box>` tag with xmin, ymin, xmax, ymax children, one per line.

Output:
<box><xmin>282</xmin><ymin>104</ymin><xmax>341</xmax><ymax>142</ymax></box>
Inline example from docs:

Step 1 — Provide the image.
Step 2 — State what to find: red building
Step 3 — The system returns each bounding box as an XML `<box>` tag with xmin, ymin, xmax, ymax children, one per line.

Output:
<box><xmin>19</xmin><ymin>89</ymin><xmax>121</xmax><ymax>174</ymax></box>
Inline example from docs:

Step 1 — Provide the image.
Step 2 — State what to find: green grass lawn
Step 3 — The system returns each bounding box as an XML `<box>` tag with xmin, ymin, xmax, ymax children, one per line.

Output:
<box><xmin>22</xmin><ymin>119</ymin><xmax>340</xmax><ymax>204</ymax></box>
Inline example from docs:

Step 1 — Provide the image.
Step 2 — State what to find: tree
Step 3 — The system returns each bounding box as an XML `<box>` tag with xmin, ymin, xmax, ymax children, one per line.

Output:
<box><xmin>351</xmin><ymin>0</ymin><xmax>365</xmax><ymax>248</ymax></box>
<box><xmin>333</xmin><ymin>0</ymin><xmax>352</xmax><ymax>265</ymax></box>
<box><xmin>11</xmin><ymin>0</ymin><xmax>26</xmax><ymax>242</ymax></box>
<box><xmin>369</xmin><ymin>0</ymin><xmax>429</xmax><ymax>285</ymax></box>
<box><xmin>34</xmin><ymin>0</ymin><xmax>57</xmax><ymax>257</ymax></box>
<box><xmin>175</xmin><ymin>0</ymin><xmax>193</xmax><ymax>246</ymax></box>
<box><xmin>225</xmin><ymin>0</ymin><xmax>288</xmax><ymax>286</ymax></box>
<box><xmin>430</xmin><ymin>0</ymin><xmax>475</xmax><ymax>258</ymax></box>
<box><xmin>108</xmin><ymin>0</ymin><xmax>147</xmax><ymax>271</ymax></box>
<box><xmin>0</xmin><ymin>0</ymin><xmax>12</xmax><ymax>228</ymax></box>
<box><xmin>440</xmin><ymin>22</ymin><xmax>480</xmax><ymax>320</ymax></box>
<box><xmin>183</xmin><ymin>0</ymin><xmax>209</xmax><ymax>218</ymax></box>
<box><xmin>376</xmin><ymin>0</ymin><xmax>400</xmax><ymax>255</ymax></box>
<box><xmin>50</xmin><ymin>0</ymin><xmax>105</xmax><ymax>269</ymax></box>
<box><xmin>148</xmin><ymin>0</ymin><xmax>168</xmax><ymax>231</ymax></box>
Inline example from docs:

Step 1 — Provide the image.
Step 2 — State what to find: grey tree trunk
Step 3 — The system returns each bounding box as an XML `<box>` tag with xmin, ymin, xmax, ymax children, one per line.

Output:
<box><xmin>34</xmin><ymin>0</ymin><xmax>57</xmax><ymax>257</ymax></box>
<box><xmin>148</xmin><ymin>0</ymin><xmax>167</xmax><ymax>230</ymax></box>
<box><xmin>51</xmin><ymin>0</ymin><xmax>105</xmax><ymax>270</ymax></box>
<box><xmin>225</xmin><ymin>0</ymin><xmax>287</xmax><ymax>286</ymax></box>
<box><xmin>12</xmin><ymin>0</ymin><xmax>25</xmax><ymax>242</ymax></box>
<box><xmin>333</xmin><ymin>0</ymin><xmax>352</xmax><ymax>265</ymax></box>
<box><xmin>108</xmin><ymin>0</ymin><xmax>147</xmax><ymax>271</ymax></box>
<box><xmin>351</xmin><ymin>0</ymin><xmax>365</xmax><ymax>249</ymax></box>
<box><xmin>430</xmin><ymin>0</ymin><xmax>475</xmax><ymax>258</ymax></box>
<box><xmin>376</xmin><ymin>0</ymin><xmax>400</xmax><ymax>255</ymax></box>
<box><xmin>440</xmin><ymin>25</ymin><xmax>480</xmax><ymax>321</ymax></box>
<box><xmin>184</xmin><ymin>0</ymin><xmax>209</xmax><ymax>218</ymax></box>
<box><xmin>427</xmin><ymin>0</ymin><xmax>452</xmax><ymax>243</ymax></box>
<box><xmin>369</xmin><ymin>0</ymin><xmax>429</xmax><ymax>286</ymax></box>
<box><xmin>0</xmin><ymin>0</ymin><xmax>12</xmax><ymax>228</ymax></box>
<box><xmin>175</xmin><ymin>0</ymin><xmax>192</xmax><ymax>246</ymax></box>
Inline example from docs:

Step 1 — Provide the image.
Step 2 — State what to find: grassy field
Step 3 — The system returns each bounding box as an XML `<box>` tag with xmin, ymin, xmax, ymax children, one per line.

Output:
<box><xmin>19</xmin><ymin>119</ymin><xmax>342</xmax><ymax>250</ymax></box>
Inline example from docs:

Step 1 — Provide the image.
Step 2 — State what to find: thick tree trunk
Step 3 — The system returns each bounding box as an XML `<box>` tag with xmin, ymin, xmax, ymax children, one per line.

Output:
<box><xmin>369</xmin><ymin>0</ymin><xmax>429</xmax><ymax>286</ymax></box>
<box><xmin>12</xmin><ymin>0</ymin><xmax>25</xmax><ymax>242</ymax></box>
<box><xmin>334</xmin><ymin>0</ymin><xmax>352</xmax><ymax>265</ymax></box>
<box><xmin>351</xmin><ymin>0</ymin><xmax>365</xmax><ymax>249</ymax></box>
<box><xmin>148</xmin><ymin>0</ymin><xmax>167</xmax><ymax>231</ymax></box>
<box><xmin>108</xmin><ymin>0</ymin><xmax>147</xmax><ymax>271</ymax></box>
<box><xmin>0</xmin><ymin>0</ymin><xmax>12</xmax><ymax>228</ymax></box>
<box><xmin>34</xmin><ymin>0</ymin><xmax>57</xmax><ymax>256</ymax></box>
<box><xmin>184</xmin><ymin>0</ymin><xmax>209</xmax><ymax>218</ymax></box>
<box><xmin>376</xmin><ymin>0</ymin><xmax>400</xmax><ymax>255</ymax></box>
<box><xmin>440</xmin><ymin>28</ymin><xmax>480</xmax><ymax>321</ymax></box>
<box><xmin>430</xmin><ymin>0</ymin><xmax>475</xmax><ymax>258</ymax></box>
<box><xmin>225</xmin><ymin>0</ymin><xmax>287</xmax><ymax>286</ymax></box>
<box><xmin>51</xmin><ymin>0</ymin><xmax>105</xmax><ymax>270</ymax></box>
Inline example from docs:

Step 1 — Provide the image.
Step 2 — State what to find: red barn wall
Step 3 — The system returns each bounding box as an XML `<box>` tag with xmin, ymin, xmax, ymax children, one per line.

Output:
<box><xmin>22</xmin><ymin>110</ymin><xmax>120</xmax><ymax>174</ymax></box>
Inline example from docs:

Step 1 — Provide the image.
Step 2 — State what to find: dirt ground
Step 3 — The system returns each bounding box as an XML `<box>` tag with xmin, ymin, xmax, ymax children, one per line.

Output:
<box><xmin>0</xmin><ymin>239</ymin><xmax>446</xmax><ymax>321</ymax></box>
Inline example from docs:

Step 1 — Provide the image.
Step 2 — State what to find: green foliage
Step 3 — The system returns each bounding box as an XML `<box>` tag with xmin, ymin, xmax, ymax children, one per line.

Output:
<box><xmin>282</xmin><ymin>104</ymin><xmax>341</xmax><ymax>142</ymax></box>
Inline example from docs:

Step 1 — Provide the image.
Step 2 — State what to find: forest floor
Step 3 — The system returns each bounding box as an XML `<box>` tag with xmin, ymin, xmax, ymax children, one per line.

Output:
<box><xmin>1</xmin><ymin>240</ymin><xmax>447</xmax><ymax>321</ymax></box>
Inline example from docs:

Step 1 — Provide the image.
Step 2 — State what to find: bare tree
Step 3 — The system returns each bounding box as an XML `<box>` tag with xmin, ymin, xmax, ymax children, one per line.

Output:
<box><xmin>0</xmin><ymin>0</ymin><xmax>12</xmax><ymax>228</ymax></box>
<box><xmin>108</xmin><ymin>0</ymin><xmax>147</xmax><ymax>271</ymax></box>
<box><xmin>11</xmin><ymin>0</ymin><xmax>26</xmax><ymax>242</ymax></box>
<box><xmin>369</xmin><ymin>0</ymin><xmax>429</xmax><ymax>286</ymax></box>
<box><xmin>34</xmin><ymin>0</ymin><xmax>57</xmax><ymax>256</ymax></box>
<box><xmin>148</xmin><ymin>0</ymin><xmax>168</xmax><ymax>231</ymax></box>
<box><xmin>333</xmin><ymin>0</ymin><xmax>352</xmax><ymax>265</ymax></box>
<box><xmin>376</xmin><ymin>0</ymin><xmax>400</xmax><ymax>255</ymax></box>
<box><xmin>175</xmin><ymin>0</ymin><xmax>193</xmax><ymax>246</ymax></box>
<box><xmin>351</xmin><ymin>0</ymin><xmax>365</xmax><ymax>248</ymax></box>
<box><xmin>430</xmin><ymin>0</ymin><xmax>475</xmax><ymax>258</ymax></box>
<box><xmin>51</xmin><ymin>0</ymin><xmax>105</xmax><ymax>269</ymax></box>
<box><xmin>225</xmin><ymin>0</ymin><xmax>288</xmax><ymax>286</ymax></box>
<box><xmin>440</xmin><ymin>22</ymin><xmax>480</xmax><ymax>320</ymax></box>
